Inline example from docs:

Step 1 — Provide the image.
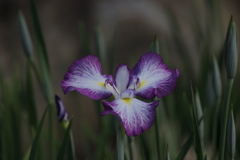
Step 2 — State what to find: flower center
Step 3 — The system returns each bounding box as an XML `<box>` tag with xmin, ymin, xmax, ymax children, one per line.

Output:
<box><xmin>122</xmin><ymin>98</ymin><xmax>132</xmax><ymax>104</ymax></box>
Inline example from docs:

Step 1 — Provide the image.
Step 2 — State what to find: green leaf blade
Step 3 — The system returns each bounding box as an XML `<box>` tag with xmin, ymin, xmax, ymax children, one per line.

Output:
<box><xmin>56</xmin><ymin>118</ymin><xmax>74</xmax><ymax>160</ymax></box>
<box><xmin>28</xmin><ymin>104</ymin><xmax>49</xmax><ymax>160</ymax></box>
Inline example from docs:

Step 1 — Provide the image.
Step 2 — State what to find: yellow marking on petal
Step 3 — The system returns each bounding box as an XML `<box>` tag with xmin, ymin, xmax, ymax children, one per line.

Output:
<box><xmin>139</xmin><ymin>81</ymin><xmax>146</xmax><ymax>88</ymax></box>
<box><xmin>122</xmin><ymin>98</ymin><xmax>132</xmax><ymax>104</ymax></box>
<box><xmin>98</xmin><ymin>82</ymin><xmax>105</xmax><ymax>87</ymax></box>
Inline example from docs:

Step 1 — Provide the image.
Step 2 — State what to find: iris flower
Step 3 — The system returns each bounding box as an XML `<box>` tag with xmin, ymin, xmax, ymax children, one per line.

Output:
<box><xmin>61</xmin><ymin>52</ymin><xmax>180</xmax><ymax>136</ymax></box>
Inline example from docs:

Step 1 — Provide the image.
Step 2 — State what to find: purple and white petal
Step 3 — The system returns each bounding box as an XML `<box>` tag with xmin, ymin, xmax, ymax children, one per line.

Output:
<box><xmin>101</xmin><ymin>98</ymin><xmax>159</xmax><ymax>137</ymax></box>
<box><xmin>114</xmin><ymin>64</ymin><xmax>130</xmax><ymax>93</ymax></box>
<box><xmin>131</xmin><ymin>52</ymin><xmax>180</xmax><ymax>99</ymax></box>
<box><xmin>61</xmin><ymin>55</ymin><xmax>112</xmax><ymax>100</ymax></box>
<box><xmin>55</xmin><ymin>95</ymin><xmax>68</xmax><ymax>122</ymax></box>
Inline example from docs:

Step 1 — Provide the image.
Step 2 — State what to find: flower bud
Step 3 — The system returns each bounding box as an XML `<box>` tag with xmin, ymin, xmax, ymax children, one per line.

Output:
<box><xmin>224</xmin><ymin>16</ymin><xmax>238</xmax><ymax>79</ymax></box>
<box><xmin>18</xmin><ymin>11</ymin><xmax>33</xmax><ymax>58</ymax></box>
<box><xmin>227</xmin><ymin>110</ymin><xmax>236</xmax><ymax>159</ymax></box>
<box><xmin>55</xmin><ymin>95</ymin><xmax>68</xmax><ymax>122</ymax></box>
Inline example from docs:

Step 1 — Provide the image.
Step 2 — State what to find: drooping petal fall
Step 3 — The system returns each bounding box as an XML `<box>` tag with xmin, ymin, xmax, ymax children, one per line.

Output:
<box><xmin>61</xmin><ymin>55</ymin><xmax>112</xmax><ymax>100</ymax></box>
<box><xmin>101</xmin><ymin>92</ymin><xmax>159</xmax><ymax>137</ymax></box>
<box><xmin>131</xmin><ymin>52</ymin><xmax>180</xmax><ymax>99</ymax></box>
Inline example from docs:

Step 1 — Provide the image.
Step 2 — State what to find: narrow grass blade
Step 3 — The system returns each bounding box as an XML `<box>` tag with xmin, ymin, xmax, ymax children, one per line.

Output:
<box><xmin>115</xmin><ymin>118</ymin><xmax>125</xmax><ymax>160</ymax></box>
<box><xmin>108</xmin><ymin>29</ymin><xmax>116</xmax><ymax>74</ymax></box>
<box><xmin>8</xmin><ymin>69</ymin><xmax>23</xmax><ymax>160</ymax></box>
<box><xmin>149</xmin><ymin>35</ymin><xmax>160</xmax><ymax>54</ymax></box>
<box><xmin>56</xmin><ymin>118</ymin><xmax>74</xmax><ymax>160</ymax></box>
<box><xmin>26</xmin><ymin>61</ymin><xmax>38</xmax><ymax>135</ymax></box>
<box><xmin>219</xmin><ymin>79</ymin><xmax>234</xmax><ymax>160</ymax></box>
<box><xmin>175</xmin><ymin>134</ymin><xmax>193</xmax><ymax>160</ymax></box>
<box><xmin>94</xmin><ymin>26</ymin><xmax>107</xmax><ymax>71</ymax></box>
<box><xmin>28</xmin><ymin>104</ymin><xmax>49</xmax><ymax>160</ymax></box>
<box><xmin>18</xmin><ymin>11</ymin><xmax>34</xmax><ymax>58</ymax></box>
<box><xmin>194</xmin><ymin>91</ymin><xmax>204</xmax><ymax>143</ymax></box>
<box><xmin>30</xmin><ymin>0</ymin><xmax>52</xmax><ymax>101</ymax></box>
<box><xmin>30</xmin><ymin>0</ymin><xmax>49</xmax><ymax>70</ymax></box>
<box><xmin>128</xmin><ymin>137</ymin><xmax>134</xmax><ymax>160</ymax></box>
<box><xmin>191</xmin><ymin>85</ymin><xmax>204</xmax><ymax>160</ymax></box>
<box><xmin>227</xmin><ymin>110</ymin><xmax>236</xmax><ymax>159</ymax></box>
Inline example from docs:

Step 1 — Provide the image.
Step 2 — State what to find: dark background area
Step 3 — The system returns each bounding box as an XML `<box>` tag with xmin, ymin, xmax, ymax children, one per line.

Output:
<box><xmin>1</xmin><ymin>0</ymin><xmax>240</xmax><ymax>159</ymax></box>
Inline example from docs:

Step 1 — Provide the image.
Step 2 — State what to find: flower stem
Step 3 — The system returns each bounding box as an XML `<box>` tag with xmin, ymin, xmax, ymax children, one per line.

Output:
<box><xmin>128</xmin><ymin>137</ymin><xmax>134</xmax><ymax>160</ymax></box>
<box><xmin>154</xmin><ymin>109</ymin><xmax>161</xmax><ymax>159</ymax></box>
<box><xmin>219</xmin><ymin>79</ymin><xmax>234</xmax><ymax>160</ymax></box>
<box><xmin>116</xmin><ymin>118</ymin><xmax>125</xmax><ymax>160</ymax></box>
<box><xmin>211</xmin><ymin>99</ymin><xmax>221</xmax><ymax>160</ymax></box>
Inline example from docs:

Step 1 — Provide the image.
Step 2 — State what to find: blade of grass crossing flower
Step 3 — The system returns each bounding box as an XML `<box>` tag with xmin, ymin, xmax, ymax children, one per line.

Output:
<box><xmin>26</xmin><ymin>61</ymin><xmax>38</xmax><ymax>135</ymax></box>
<box><xmin>150</xmin><ymin>36</ymin><xmax>161</xmax><ymax>159</ymax></box>
<box><xmin>191</xmin><ymin>85</ymin><xmax>204</xmax><ymax>160</ymax></box>
<box><xmin>175</xmin><ymin>134</ymin><xmax>193</xmax><ymax>160</ymax></box>
<box><xmin>78</xmin><ymin>21</ymin><xmax>91</xmax><ymax>56</ymax></box>
<box><xmin>154</xmin><ymin>104</ymin><xmax>161</xmax><ymax>159</ymax></box>
<box><xmin>28</xmin><ymin>104</ymin><xmax>49</xmax><ymax>160</ymax></box>
<box><xmin>56</xmin><ymin>118</ymin><xmax>74</xmax><ymax>160</ymax></box>
<box><xmin>219</xmin><ymin>79</ymin><xmax>234</xmax><ymax>160</ymax></box>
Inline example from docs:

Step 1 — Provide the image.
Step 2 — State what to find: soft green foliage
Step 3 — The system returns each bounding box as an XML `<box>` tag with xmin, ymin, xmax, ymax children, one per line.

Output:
<box><xmin>18</xmin><ymin>11</ymin><xmax>33</xmax><ymax>59</ymax></box>
<box><xmin>28</xmin><ymin>105</ymin><xmax>49</xmax><ymax>160</ymax></box>
<box><xmin>0</xmin><ymin>0</ymin><xmax>239</xmax><ymax>160</ymax></box>
<box><xmin>227</xmin><ymin>110</ymin><xmax>236</xmax><ymax>159</ymax></box>
<box><xmin>191</xmin><ymin>86</ymin><xmax>204</xmax><ymax>160</ymax></box>
<box><xmin>56</xmin><ymin>118</ymin><xmax>74</xmax><ymax>160</ymax></box>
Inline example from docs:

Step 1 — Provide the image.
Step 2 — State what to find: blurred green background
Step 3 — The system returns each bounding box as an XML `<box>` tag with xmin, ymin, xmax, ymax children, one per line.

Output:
<box><xmin>0</xmin><ymin>0</ymin><xmax>240</xmax><ymax>159</ymax></box>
